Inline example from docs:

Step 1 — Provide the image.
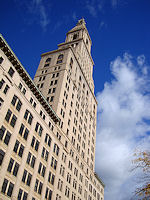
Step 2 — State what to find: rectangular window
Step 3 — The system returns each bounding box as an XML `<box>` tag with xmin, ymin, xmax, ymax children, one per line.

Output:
<box><xmin>8</xmin><ymin>67</ymin><xmax>15</xmax><ymax>77</ymax></box>
<box><xmin>0</xmin><ymin>79</ymin><xmax>5</xmax><ymax>89</ymax></box>
<box><xmin>3</xmin><ymin>85</ymin><xmax>9</xmax><ymax>94</ymax></box>
<box><xmin>0</xmin><ymin>149</ymin><xmax>5</xmax><ymax>165</ymax></box>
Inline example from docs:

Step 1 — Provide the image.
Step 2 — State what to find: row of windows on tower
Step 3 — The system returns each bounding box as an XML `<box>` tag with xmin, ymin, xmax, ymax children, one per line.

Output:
<box><xmin>44</xmin><ymin>54</ymin><xmax>64</xmax><ymax>68</ymax></box>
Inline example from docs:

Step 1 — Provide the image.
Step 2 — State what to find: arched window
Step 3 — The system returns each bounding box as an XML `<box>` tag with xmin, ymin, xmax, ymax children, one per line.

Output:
<box><xmin>45</xmin><ymin>58</ymin><xmax>51</xmax><ymax>63</ymax></box>
<box><xmin>73</xmin><ymin>34</ymin><xmax>78</xmax><ymax>40</ymax></box>
<box><xmin>57</xmin><ymin>54</ymin><xmax>64</xmax><ymax>64</ymax></box>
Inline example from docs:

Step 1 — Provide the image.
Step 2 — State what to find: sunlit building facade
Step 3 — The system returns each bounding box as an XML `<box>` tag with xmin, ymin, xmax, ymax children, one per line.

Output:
<box><xmin>0</xmin><ymin>19</ymin><xmax>104</xmax><ymax>200</ymax></box>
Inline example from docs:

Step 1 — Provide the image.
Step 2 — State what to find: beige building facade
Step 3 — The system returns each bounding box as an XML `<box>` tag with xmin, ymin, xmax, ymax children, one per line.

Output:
<box><xmin>0</xmin><ymin>19</ymin><xmax>104</xmax><ymax>200</ymax></box>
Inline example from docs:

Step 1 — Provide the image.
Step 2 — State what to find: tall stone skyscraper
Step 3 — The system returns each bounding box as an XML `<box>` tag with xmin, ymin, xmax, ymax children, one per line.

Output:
<box><xmin>0</xmin><ymin>19</ymin><xmax>104</xmax><ymax>200</ymax></box>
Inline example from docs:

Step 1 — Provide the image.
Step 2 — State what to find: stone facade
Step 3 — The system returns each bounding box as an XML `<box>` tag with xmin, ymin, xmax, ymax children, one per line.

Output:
<box><xmin>0</xmin><ymin>19</ymin><xmax>104</xmax><ymax>200</ymax></box>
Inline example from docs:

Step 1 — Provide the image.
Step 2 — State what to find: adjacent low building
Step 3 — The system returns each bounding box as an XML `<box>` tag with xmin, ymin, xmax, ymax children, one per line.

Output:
<box><xmin>0</xmin><ymin>19</ymin><xmax>104</xmax><ymax>200</ymax></box>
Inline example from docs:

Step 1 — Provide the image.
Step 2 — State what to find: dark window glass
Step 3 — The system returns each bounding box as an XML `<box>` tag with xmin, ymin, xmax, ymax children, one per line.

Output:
<box><xmin>38</xmin><ymin>182</ymin><xmax>43</xmax><ymax>194</ymax></box>
<box><xmin>35</xmin><ymin>140</ymin><xmax>39</xmax><ymax>151</ymax></box>
<box><xmin>18</xmin><ymin>83</ymin><xmax>22</xmax><ymax>90</ymax></box>
<box><xmin>22</xmin><ymin>170</ymin><xmax>27</xmax><ymax>183</ymax></box>
<box><xmin>11</xmin><ymin>95</ymin><xmax>17</xmax><ymax>106</ymax></box>
<box><xmin>3</xmin><ymin>85</ymin><xmax>10</xmax><ymax>94</ymax></box>
<box><xmin>13</xmin><ymin>162</ymin><xmax>19</xmax><ymax>176</ymax></box>
<box><xmin>31</xmin><ymin>156</ymin><xmax>36</xmax><ymax>168</ymax></box>
<box><xmin>51</xmin><ymin>175</ymin><xmax>55</xmax><ymax>185</ymax></box>
<box><xmin>4</xmin><ymin>131</ymin><xmax>11</xmax><ymax>145</ymax></box>
<box><xmin>0</xmin><ymin>79</ymin><xmax>5</xmax><ymax>89</ymax></box>
<box><xmin>1</xmin><ymin>178</ymin><xmax>8</xmax><ymax>194</ymax></box>
<box><xmin>5</xmin><ymin>109</ymin><xmax>12</xmax><ymax>122</ymax></box>
<box><xmin>10</xmin><ymin>114</ymin><xmax>17</xmax><ymax>127</ymax></box>
<box><xmin>35</xmin><ymin>122</ymin><xmax>39</xmax><ymax>132</ymax></box>
<box><xmin>0</xmin><ymin>56</ymin><xmax>4</xmax><ymax>64</ymax></box>
<box><xmin>26</xmin><ymin>152</ymin><xmax>31</xmax><ymax>164</ymax></box>
<box><xmin>31</xmin><ymin>136</ymin><xmax>35</xmax><ymax>147</ymax></box>
<box><xmin>41</xmin><ymin>147</ymin><xmax>45</xmax><ymax>158</ymax></box>
<box><xmin>44</xmin><ymin>64</ymin><xmax>49</xmax><ymax>67</ymax></box>
<box><xmin>28</xmin><ymin>114</ymin><xmax>33</xmax><ymax>125</ymax></box>
<box><xmin>45</xmin><ymin>187</ymin><xmax>48</xmax><ymax>198</ymax></box>
<box><xmin>7</xmin><ymin>182</ymin><xmax>14</xmax><ymax>197</ymax></box>
<box><xmin>34</xmin><ymin>179</ymin><xmax>39</xmax><ymax>192</ymax></box>
<box><xmin>7</xmin><ymin>158</ymin><xmax>14</xmax><ymax>172</ymax></box>
<box><xmin>42</xmin><ymin>166</ymin><xmax>46</xmax><ymax>177</ymax></box>
<box><xmin>18</xmin><ymin>144</ymin><xmax>24</xmax><ymax>157</ymax></box>
<box><xmin>38</xmin><ymin>162</ymin><xmax>42</xmax><ymax>174</ymax></box>
<box><xmin>46</xmin><ymin>58</ymin><xmax>51</xmax><ymax>63</ymax></box>
<box><xmin>49</xmin><ymin>190</ymin><xmax>52</xmax><ymax>200</ymax></box>
<box><xmin>13</xmin><ymin>140</ymin><xmax>19</xmax><ymax>153</ymax></box>
<box><xmin>24</xmin><ymin>110</ymin><xmax>29</xmax><ymax>120</ymax></box>
<box><xmin>0</xmin><ymin>125</ymin><xmax>6</xmax><ymax>140</ymax></box>
<box><xmin>18</xmin><ymin>189</ymin><xmax>23</xmax><ymax>200</ymax></box>
<box><xmin>22</xmin><ymin>88</ymin><xmax>26</xmax><ymax>95</ymax></box>
<box><xmin>8</xmin><ymin>67</ymin><xmax>15</xmax><ymax>77</ymax></box>
<box><xmin>19</xmin><ymin>124</ymin><xmax>24</xmax><ymax>136</ymax></box>
<box><xmin>24</xmin><ymin>128</ymin><xmax>29</xmax><ymax>140</ymax></box>
<box><xmin>27</xmin><ymin>173</ymin><xmax>32</xmax><ymax>186</ymax></box>
<box><xmin>45</xmin><ymin>150</ymin><xmax>49</xmax><ymax>161</ymax></box>
<box><xmin>0</xmin><ymin>149</ymin><xmax>5</xmax><ymax>165</ymax></box>
<box><xmin>23</xmin><ymin>192</ymin><xmax>28</xmax><ymax>200</ymax></box>
<box><xmin>16</xmin><ymin>100</ymin><xmax>22</xmax><ymax>111</ymax></box>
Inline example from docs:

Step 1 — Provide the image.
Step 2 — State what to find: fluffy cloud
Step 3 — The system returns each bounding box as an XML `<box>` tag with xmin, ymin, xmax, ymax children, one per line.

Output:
<box><xmin>95</xmin><ymin>53</ymin><xmax>150</xmax><ymax>200</ymax></box>
<box><xmin>14</xmin><ymin>0</ymin><xmax>50</xmax><ymax>31</ymax></box>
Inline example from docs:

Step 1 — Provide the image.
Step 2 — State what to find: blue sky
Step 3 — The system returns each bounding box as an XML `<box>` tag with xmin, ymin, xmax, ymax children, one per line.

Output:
<box><xmin>1</xmin><ymin>0</ymin><xmax>150</xmax><ymax>199</ymax></box>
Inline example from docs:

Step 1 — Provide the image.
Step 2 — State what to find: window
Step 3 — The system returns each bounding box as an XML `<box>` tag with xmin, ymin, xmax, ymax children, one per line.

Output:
<box><xmin>0</xmin><ymin>56</ymin><xmax>4</xmax><ymax>64</ymax></box>
<box><xmin>48</xmin><ymin>88</ymin><xmax>51</xmax><ymax>94</ymax></box>
<box><xmin>24</xmin><ymin>109</ymin><xmax>33</xmax><ymax>125</ymax></box>
<box><xmin>18</xmin><ymin>83</ymin><xmax>26</xmax><ymax>95</ymax></box>
<box><xmin>38</xmin><ymin>162</ymin><xmax>46</xmax><ymax>177</ymax></box>
<box><xmin>7</xmin><ymin>158</ymin><xmax>19</xmax><ymax>177</ymax></box>
<box><xmin>45</xmin><ymin>133</ymin><xmax>51</xmax><ymax>147</ymax></box>
<box><xmin>8</xmin><ymin>67</ymin><xmax>15</xmax><ymax>77</ymax></box>
<box><xmin>57</xmin><ymin>179</ymin><xmax>63</xmax><ymax>191</ymax></box>
<box><xmin>0</xmin><ymin>125</ymin><xmax>11</xmax><ymax>145</ymax></box>
<box><xmin>51</xmin><ymin>156</ymin><xmax>57</xmax><ymax>170</ymax></box>
<box><xmin>57</xmin><ymin>54</ymin><xmax>64</xmax><ymax>64</ymax></box>
<box><xmin>1</xmin><ymin>179</ymin><xmax>14</xmax><ymax>197</ymax></box>
<box><xmin>0</xmin><ymin>149</ymin><xmax>5</xmax><ymax>165</ymax></box>
<box><xmin>11</xmin><ymin>95</ymin><xmax>22</xmax><ymax>111</ymax></box>
<box><xmin>54</xmin><ymin>80</ymin><xmax>58</xmax><ymax>85</ymax></box>
<box><xmin>65</xmin><ymin>186</ymin><xmax>70</xmax><ymax>198</ymax></box>
<box><xmin>34</xmin><ymin>179</ymin><xmax>43</xmax><ymax>195</ymax></box>
<box><xmin>73</xmin><ymin>33</ymin><xmax>78</xmax><ymax>40</ymax></box>
<box><xmin>50</xmin><ymin>96</ymin><xmax>54</xmax><ymax>102</ymax></box>
<box><xmin>41</xmin><ymin>147</ymin><xmax>49</xmax><ymax>161</ymax></box>
<box><xmin>46</xmin><ymin>57</ymin><xmax>51</xmax><ymax>63</ymax></box>
<box><xmin>3</xmin><ymin>84</ymin><xmax>10</xmax><ymax>94</ymax></box>
<box><xmin>13</xmin><ymin>140</ymin><xmax>24</xmax><ymax>157</ymax></box>
<box><xmin>26</xmin><ymin>152</ymin><xmax>36</xmax><ymax>168</ymax></box>
<box><xmin>0</xmin><ymin>79</ymin><xmax>5</xmax><ymax>89</ymax></box>
<box><xmin>44</xmin><ymin>63</ymin><xmax>49</xmax><ymax>67</ymax></box>
<box><xmin>31</xmin><ymin>136</ymin><xmax>39</xmax><ymax>152</ymax></box>
<box><xmin>19</xmin><ymin>124</ymin><xmax>29</xmax><ymax>140</ymax></box>
<box><xmin>18</xmin><ymin>189</ymin><xmax>28</xmax><ymax>200</ymax></box>
<box><xmin>35</xmin><ymin>122</ymin><xmax>43</xmax><ymax>136</ymax></box>
<box><xmin>53</xmin><ymin>143</ymin><xmax>59</xmax><ymax>156</ymax></box>
<box><xmin>48</xmin><ymin>171</ymin><xmax>55</xmax><ymax>185</ymax></box>
<box><xmin>45</xmin><ymin>187</ymin><xmax>52</xmax><ymax>200</ymax></box>
<box><xmin>22</xmin><ymin>169</ymin><xmax>32</xmax><ymax>186</ymax></box>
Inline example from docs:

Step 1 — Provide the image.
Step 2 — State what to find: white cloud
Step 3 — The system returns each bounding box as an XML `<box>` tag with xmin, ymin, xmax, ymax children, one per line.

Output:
<box><xmin>99</xmin><ymin>21</ymin><xmax>106</xmax><ymax>30</ymax></box>
<box><xmin>86</xmin><ymin>0</ymin><xmax>97</xmax><ymax>17</ymax></box>
<box><xmin>14</xmin><ymin>0</ymin><xmax>50</xmax><ymax>31</ymax></box>
<box><xmin>95</xmin><ymin>53</ymin><xmax>150</xmax><ymax>200</ymax></box>
<box><xmin>28</xmin><ymin>0</ymin><xmax>50</xmax><ymax>30</ymax></box>
<box><xmin>111</xmin><ymin>0</ymin><xmax>118</xmax><ymax>8</ymax></box>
